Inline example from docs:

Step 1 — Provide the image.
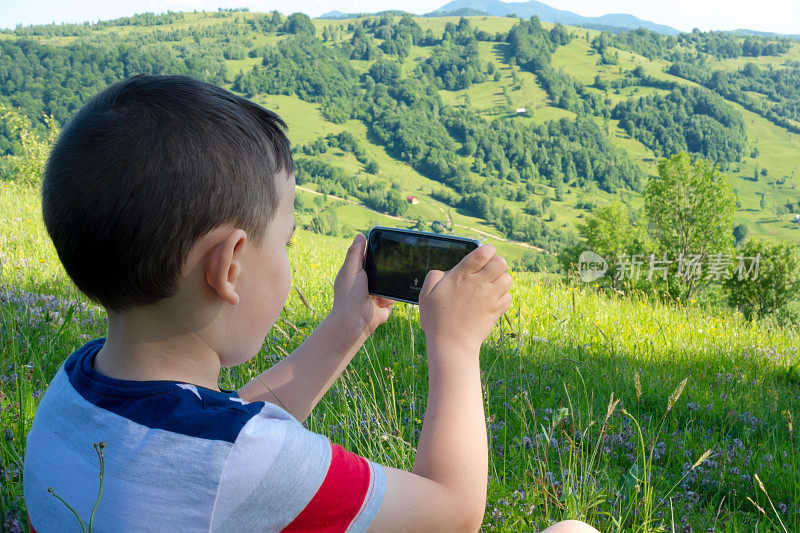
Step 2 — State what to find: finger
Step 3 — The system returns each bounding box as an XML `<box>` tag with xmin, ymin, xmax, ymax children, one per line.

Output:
<box><xmin>359</xmin><ymin>235</ymin><xmax>367</xmax><ymax>264</ymax></box>
<box><xmin>373</xmin><ymin>296</ymin><xmax>395</xmax><ymax>308</ymax></box>
<box><xmin>420</xmin><ymin>269</ymin><xmax>445</xmax><ymax>299</ymax></box>
<box><xmin>493</xmin><ymin>272</ymin><xmax>513</xmax><ymax>294</ymax></box>
<box><xmin>341</xmin><ymin>233</ymin><xmax>366</xmax><ymax>277</ymax></box>
<box><xmin>481</xmin><ymin>254</ymin><xmax>508</xmax><ymax>282</ymax></box>
<box><xmin>454</xmin><ymin>244</ymin><xmax>495</xmax><ymax>275</ymax></box>
<box><xmin>499</xmin><ymin>292</ymin><xmax>513</xmax><ymax>313</ymax></box>
<box><xmin>378</xmin><ymin>305</ymin><xmax>393</xmax><ymax>323</ymax></box>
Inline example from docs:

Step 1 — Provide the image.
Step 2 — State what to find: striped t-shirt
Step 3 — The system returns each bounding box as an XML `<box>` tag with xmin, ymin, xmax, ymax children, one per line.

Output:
<box><xmin>23</xmin><ymin>337</ymin><xmax>386</xmax><ymax>532</ymax></box>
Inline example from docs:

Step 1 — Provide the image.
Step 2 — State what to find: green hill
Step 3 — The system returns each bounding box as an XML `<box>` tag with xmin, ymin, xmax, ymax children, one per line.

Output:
<box><xmin>2</xmin><ymin>10</ymin><xmax>800</xmax><ymax>265</ymax></box>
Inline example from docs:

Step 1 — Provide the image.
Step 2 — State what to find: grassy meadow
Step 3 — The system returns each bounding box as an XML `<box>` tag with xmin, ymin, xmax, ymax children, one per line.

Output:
<box><xmin>1</xmin><ymin>178</ymin><xmax>798</xmax><ymax>531</ymax></box>
<box><xmin>2</xmin><ymin>12</ymin><xmax>800</xmax><ymax>530</ymax></box>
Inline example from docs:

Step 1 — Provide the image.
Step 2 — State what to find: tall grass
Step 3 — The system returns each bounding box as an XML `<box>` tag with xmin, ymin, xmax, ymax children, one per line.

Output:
<box><xmin>1</xmin><ymin>179</ymin><xmax>798</xmax><ymax>531</ymax></box>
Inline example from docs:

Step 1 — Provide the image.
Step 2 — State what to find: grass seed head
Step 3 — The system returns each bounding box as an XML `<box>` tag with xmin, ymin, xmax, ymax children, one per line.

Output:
<box><xmin>605</xmin><ymin>393</ymin><xmax>620</xmax><ymax>422</ymax></box>
<box><xmin>692</xmin><ymin>449</ymin><xmax>713</xmax><ymax>470</ymax></box>
<box><xmin>746</xmin><ymin>496</ymin><xmax>767</xmax><ymax>516</ymax></box>
<box><xmin>754</xmin><ymin>473</ymin><xmax>767</xmax><ymax>494</ymax></box>
<box><xmin>634</xmin><ymin>370</ymin><xmax>642</xmax><ymax>401</ymax></box>
<box><xmin>667</xmin><ymin>377</ymin><xmax>689</xmax><ymax>412</ymax></box>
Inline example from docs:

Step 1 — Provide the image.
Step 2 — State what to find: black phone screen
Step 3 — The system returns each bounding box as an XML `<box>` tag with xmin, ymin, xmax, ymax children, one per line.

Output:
<box><xmin>364</xmin><ymin>227</ymin><xmax>480</xmax><ymax>304</ymax></box>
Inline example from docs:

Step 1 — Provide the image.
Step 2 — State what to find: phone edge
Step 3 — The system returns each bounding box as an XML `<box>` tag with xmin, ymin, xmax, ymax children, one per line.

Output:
<box><xmin>363</xmin><ymin>225</ymin><xmax>484</xmax><ymax>306</ymax></box>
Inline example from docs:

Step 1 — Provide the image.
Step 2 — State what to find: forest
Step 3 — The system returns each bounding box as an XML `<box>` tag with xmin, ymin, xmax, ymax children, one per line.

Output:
<box><xmin>604</xmin><ymin>26</ymin><xmax>792</xmax><ymax>61</ymax></box>
<box><xmin>1</xmin><ymin>11</ymin><xmax>798</xmax><ymax>254</ymax></box>
<box><xmin>668</xmin><ymin>59</ymin><xmax>800</xmax><ymax>133</ymax></box>
<box><xmin>611</xmin><ymin>85</ymin><xmax>747</xmax><ymax>166</ymax></box>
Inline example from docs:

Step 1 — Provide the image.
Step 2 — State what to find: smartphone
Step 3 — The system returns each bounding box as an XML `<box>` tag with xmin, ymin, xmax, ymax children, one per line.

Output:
<box><xmin>363</xmin><ymin>226</ymin><xmax>483</xmax><ymax>305</ymax></box>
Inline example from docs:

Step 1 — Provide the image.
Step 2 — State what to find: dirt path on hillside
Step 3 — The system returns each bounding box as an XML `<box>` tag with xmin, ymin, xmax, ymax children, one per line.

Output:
<box><xmin>296</xmin><ymin>185</ymin><xmax>546</xmax><ymax>253</ymax></box>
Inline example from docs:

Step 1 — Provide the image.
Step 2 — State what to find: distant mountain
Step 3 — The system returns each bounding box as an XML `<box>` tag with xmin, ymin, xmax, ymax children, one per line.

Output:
<box><xmin>580</xmin><ymin>23</ymin><xmax>641</xmax><ymax>35</ymax></box>
<box><xmin>318</xmin><ymin>10</ymin><xmax>351</xmax><ymax>19</ymax></box>
<box><xmin>420</xmin><ymin>8</ymin><xmax>490</xmax><ymax>18</ymax></box>
<box><xmin>425</xmin><ymin>0</ymin><xmax>679</xmax><ymax>35</ymax></box>
<box><xmin>727</xmin><ymin>29</ymin><xmax>800</xmax><ymax>42</ymax></box>
<box><xmin>318</xmin><ymin>9</ymin><xmax>413</xmax><ymax>19</ymax></box>
<box><xmin>317</xmin><ymin>4</ymin><xmax>797</xmax><ymax>39</ymax></box>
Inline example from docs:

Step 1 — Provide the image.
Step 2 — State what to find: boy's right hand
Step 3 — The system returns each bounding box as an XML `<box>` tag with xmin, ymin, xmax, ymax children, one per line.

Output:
<box><xmin>369</xmin><ymin>244</ymin><xmax>511</xmax><ymax>533</ymax></box>
<box><xmin>418</xmin><ymin>243</ymin><xmax>512</xmax><ymax>354</ymax></box>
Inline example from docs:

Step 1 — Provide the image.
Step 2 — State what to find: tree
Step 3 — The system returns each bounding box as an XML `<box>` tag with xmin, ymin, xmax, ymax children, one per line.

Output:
<box><xmin>410</xmin><ymin>214</ymin><xmax>428</xmax><ymax>230</ymax></box>
<box><xmin>554</xmin><ymin>179</ymin><xmax>565</xmax><ymax>201</ymax></box>
<box><xmin>732</xmin><ymin>223</ymin><xmax>750</xmax><ymax>246</ymax></box>
<box><xmin>644</xmin><ymin>152</ymin><xmax>736</xmax><ymax>300</ymax></box>
<box><xmin>524</xmin><ymin>198</ymin><xmax>542</xmax><ymax>216</ymax></box>
<box><xmin>308</xmin><ymin>212</ymin><xmax>343</xmax><ymax>236</ymax></box>
<box><xmin>725</xmin><ymin>239</ymin><xmax>800</xmax><ymax>321</ymax></box>
<box><xmin>430</xmin><ymin>220</ymin><xmax>447</xmax><ymax>233</ymax></box>
<box><xmin>282</xmin><ymin>13</ymin><xmax>315</xmax><ymax>36</ymax></box>
<box><xmin>0</xmin><ymin>105</ymin><xmax>59</xmax><ymax>187</ymax></box>
<box><xmin>549</xmin><ymin>23</ymin><xmax>571</xmax><ymax>46</ymax></box>
<box><xmin>593</xmin><ymin>74</ymin><xmax>608</xmax><ymax>91</ymax></box>
<box><xmin>364</xmin><ymin>159</ymin><xmax>380</xmax><ymax>174</ymax></box>
<box><xmin>573</xmin><ymin>202</ymin><xmax>647</xmax><ymax>288</ymax></box>
<box><xmin>368</xmin><ymin>58</ymin><xmax>401</xmax><ymax>85</ymax></box>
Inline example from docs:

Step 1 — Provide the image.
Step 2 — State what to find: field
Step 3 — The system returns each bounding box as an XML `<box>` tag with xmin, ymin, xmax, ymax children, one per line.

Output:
<box><xmin>2</xmin><ymin>179</ymin><xmax>799</xmax><ymax>531</ymax></box>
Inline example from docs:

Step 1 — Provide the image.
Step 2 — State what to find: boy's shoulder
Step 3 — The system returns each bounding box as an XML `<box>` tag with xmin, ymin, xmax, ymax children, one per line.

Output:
<box><xmin>23</xmin><ymin>338</ymin><xmax>386</xmax><ymax>532</ymax></box>
<box><xmin>59</xmin><ymin>337</ymin><xmax>268</xmax><ymax>442</ymax></box>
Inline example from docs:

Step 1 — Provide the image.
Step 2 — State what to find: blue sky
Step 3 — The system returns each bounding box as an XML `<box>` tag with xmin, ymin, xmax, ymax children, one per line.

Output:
<box><xmin>1</xmin><ymin>0</ymin><xmax>798</xmax><ymax>34</ymax></box>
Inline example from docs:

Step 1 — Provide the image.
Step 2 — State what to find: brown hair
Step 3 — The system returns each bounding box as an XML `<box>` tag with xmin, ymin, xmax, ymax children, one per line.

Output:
<box><xmin>41</xmin><ymin>75</ymin><xmax>293</xmax><ymax>313</ymax></box>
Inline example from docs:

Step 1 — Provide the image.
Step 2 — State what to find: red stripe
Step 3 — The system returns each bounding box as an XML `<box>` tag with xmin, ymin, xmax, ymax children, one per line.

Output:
<box><xmin>282</xmin><ymin>444</ymin><xmax>371</xmax><ymax>532</ymax></box>
<box><xmin>28</xmin><ymin>510</ymin><xmax>37</xmax><ymax>533</ymax></box>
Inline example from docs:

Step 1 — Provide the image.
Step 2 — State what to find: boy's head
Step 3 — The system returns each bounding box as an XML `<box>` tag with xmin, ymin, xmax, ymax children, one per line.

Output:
<box><xmin>42</xmin><ymin>75</ymin><xmax>297</xmax><ymax>364</ymax></box>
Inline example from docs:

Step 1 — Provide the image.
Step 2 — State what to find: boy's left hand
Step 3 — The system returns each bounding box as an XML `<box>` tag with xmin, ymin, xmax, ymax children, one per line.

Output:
<box><xmin>329</xmin><ymin>233</ymin><xmax>394</xmax><ymax>343</ymax></box>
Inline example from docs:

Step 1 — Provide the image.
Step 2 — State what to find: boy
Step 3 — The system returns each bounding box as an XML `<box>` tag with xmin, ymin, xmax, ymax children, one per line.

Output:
<box><xmin>24</xmin><ymin>75</ymin><xmax>595</xmax><ymax>532</ymax></box>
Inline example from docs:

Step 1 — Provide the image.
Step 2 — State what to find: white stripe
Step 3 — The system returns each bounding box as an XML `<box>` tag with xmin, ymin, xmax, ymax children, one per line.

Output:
<box><xmin>177</xmin><ymin>383</ymin><xmax>202</xmax><ymax>400</ymax></box>
<box><xmin>345</xmin><ymin>460</ymin><xmax>375</xmax><ymax>532</ymax></box>
<box><xmin>209</xmin><ymin>403</ymin><xmax>290</xmax><ymax>530</ymax></box>
<box><xmin>347</xmin><ymin>461</ymin><xmax>387</xmax><ymax>532</ymax></box>
<box><xmin>23</xmin><ymin>368</ymin><xmax>232</xmax><ymax>532</ymax></box>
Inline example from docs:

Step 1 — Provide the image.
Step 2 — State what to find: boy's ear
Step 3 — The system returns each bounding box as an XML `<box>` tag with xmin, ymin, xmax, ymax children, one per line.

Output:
<box><xmin>204</xmin><ymin>229</ymin><xmax>247</xmax><ymax>306</ymax></box>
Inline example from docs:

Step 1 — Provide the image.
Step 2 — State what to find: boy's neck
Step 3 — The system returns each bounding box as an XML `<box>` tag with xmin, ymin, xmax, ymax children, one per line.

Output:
<box><xmin>92</xmin><ymin>334</ymin><xmax>223</xmax><ymax>393</ymax></box>
<box><xmin>92</xmin><ymin>340</ymin><xmax>225</xmax><ymax>391</ymax></box>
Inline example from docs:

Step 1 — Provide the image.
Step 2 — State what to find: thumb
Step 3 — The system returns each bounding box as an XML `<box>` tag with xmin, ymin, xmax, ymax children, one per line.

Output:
<box><xmin>420</xmin><ymin>269</ymin><xmax>445</xmax><ymax>300</ymax></box>
<box><xmin>342</xmin><ymin>233</ymin><xmax>366</xmax><ymax>276</ymax></box>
